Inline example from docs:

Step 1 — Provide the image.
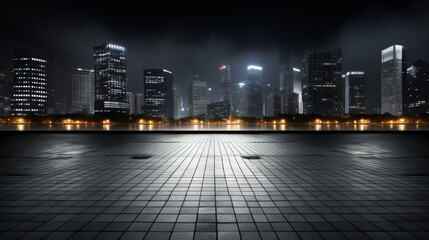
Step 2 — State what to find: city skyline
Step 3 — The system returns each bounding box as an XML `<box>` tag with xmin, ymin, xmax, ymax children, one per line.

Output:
<box><xmin>1</xmin><ymin>1</ymin><xmax>428</xmax><ymax>113</ymax></box>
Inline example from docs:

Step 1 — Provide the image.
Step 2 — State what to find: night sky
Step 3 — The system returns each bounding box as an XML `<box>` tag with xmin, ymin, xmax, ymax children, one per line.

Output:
<box><xmin>1</xmin><ymin>0</ymin><xmax>428</xmax><ymax>113</ymax></box>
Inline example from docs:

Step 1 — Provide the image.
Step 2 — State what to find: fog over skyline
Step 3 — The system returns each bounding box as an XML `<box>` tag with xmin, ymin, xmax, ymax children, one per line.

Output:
<box><xmin>1</xmin><ymin>0</ymin><xmax>428</xmax><ymax>112</ymax></box>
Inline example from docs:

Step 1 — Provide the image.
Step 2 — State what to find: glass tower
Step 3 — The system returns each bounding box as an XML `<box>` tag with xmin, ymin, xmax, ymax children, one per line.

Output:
<box><xmin>72</xmin><ymin>68</ymin><xmax>94</xmax><ymax>114</ymax></box>
<box><xmin>345</xmin><ymin>71</ymin><xmax>366</xmax><ymax>115</ymax></box>
<box><xmin>247</xmin><ymin>65</ymin><xmax>263</xmax><ymax>118</ymax></box>
<box><xmin>219</xmin><ymin>65</ymin><xmax>232</xmax><ymax>106</ymax></box>
<box><xmin>188</xmin><ymin>75</ymin><xmax>208</xmax><ymax>117</ymax></box>
<box><xmin>11</xmin><ymin>50</ymin><xmax>54</xmax><ymax>116</ymax></box>
<box><xmin>143</xmin><ymin>69</ymin><xmax>174</xmax><ymax>119</ymax></box>
<box><xmin>302</xmin><ymin>49</ymin><xmax>343</xmax><ymax>116</ymax></box>
<box><xmin>381</xmin><ymin>45</ymin><xmax>407</xmax><ymax>116</ymax></box>
<box><xmin>94</xmin><ymin>43</ymin><xmax>128</xmax><ymax>114</ymax></box>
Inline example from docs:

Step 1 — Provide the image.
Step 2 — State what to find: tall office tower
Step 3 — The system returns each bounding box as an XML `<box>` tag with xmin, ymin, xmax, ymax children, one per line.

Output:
<box><xmin>135</xmin><ymin>93</ymin><xmax>143</xmax><ymax>115</ymax></box>
<box><xmin>207</xmin><ymin>102</ymin><xmax>230</xmax><ymax>120</ymax></box>
<box><xmin>143</xmin><ymin>69</ymin><xmax>173</xmax><ymax>118</ymax></box>
<box><xmin>266</xmin><ymin>93</ymin><xmax>281</xmax><ymax>117</ymax></box>
<box><xmin>302</xmin><ymin>49</ymin><xmax>343</xmax><ymax>116</ymax></box>
<box><xmin>279</xmin><ymin>48</ymin><xmax>291</xmax><ymax>93</ymax></box>
<box><xmin>11</xmin><ymin>50</ymin><xmax>54</xmax><ymax>116</ymax></box>
<box><xmin>345</xmin><ymin>71</ymin><xmax>366</xmax><ymax>115</ymax></box>
<box><xmin>381</xmin><ymin>45</ymin><xmax>407</xmax><ymax>116</ymax></box>
<box><xmin>127</xmin><ymin>92</ymin><xmax>135</xmax><ymax>115</ymax></box>
<box><xmin>292</xmin><ymin>67</ymin><xmax>303</xmax><ymax>114</ymax></box>
<box><xmin>406</xmin><ymin>60</ymin><xmax>429</xmax><ymax>115</ymax></box>
<box><xmin>0</xmin><ymin>66</ymin><xmax>12</xmax><ymax>116</ymax></box>
<box><xmin>280</xmin><ymin>92</ymin><xmax>299</xmax><ymax>114</ymax></box>
<box><xmin>173</xmin><ymin>84</ymin><xmax>181</xmax><ymax>119</ymax></box>
<box><xmin>71</xmin><ymin>68</ymin><xmax>94</xmax><ymax>114</ymax></box>
<box><xmin>233</xmin><ymin>82</ymin><xmax>247</xmax><ymax>117</ymax></box>
<box><xmin>247</xmin><ymin>65</ymin><xmax>263</xmax><ymax>118</ymax></box>
<box><xmin>219</xmin><ymin>65</ymin><xmax>232</xmax><ymax>106</ymax></box>
<box><xmin>188</xmin><ymin>75</ymin><xmax>208</xmax><ymax>117</ymax></box>
<box><xmin>262</xmin><ymin>83</ymin><xmax>273</xmax><ymax>116</ymax></box>
<box><xmin>94</xmin><ymin>43</ymin><xmax>128</xmax><ymax>114</ymax></box>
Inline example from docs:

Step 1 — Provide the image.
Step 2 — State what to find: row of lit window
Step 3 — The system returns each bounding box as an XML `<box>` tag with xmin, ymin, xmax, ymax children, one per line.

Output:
<box><xmin>14</xmin><ymin>68</ymin><xmax>46</xmax><ymax>72</ymax></box>
<box><xmin>15</xmin><ymin>89</ymin><xmax>47</xmax><ymax>93</ymax></box>
<box><xmin>13</xmin><ymin>58</ymin><xmax>47</xmax><ymax>63</ymax></box>
<box><xmin>12</xmin><ymin>108</ymin><xmax>44</xmax><ymax>111</ymax></box>
<box><xmin>14</xmin><ymin>85</ymin><xmax>46</xmax><ymax>89</ymax></box>
<box><xmin>15</xmin><ymin>73</ymin><xmax>47</xmax><ymax>77</ymax></box>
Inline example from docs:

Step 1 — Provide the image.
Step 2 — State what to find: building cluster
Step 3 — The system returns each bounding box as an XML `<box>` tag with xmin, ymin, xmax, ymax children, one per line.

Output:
<box><xmin>0</xmin><ymin>44</ymin><xmax>428</xmax><ymax>119</ymax></box>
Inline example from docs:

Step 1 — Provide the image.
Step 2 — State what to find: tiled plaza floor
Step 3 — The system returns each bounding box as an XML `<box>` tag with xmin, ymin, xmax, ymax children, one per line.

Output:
<box><xmin>0</xmin><ymin>133</ymin><xmax>428</xmax><ymax>240</ymax></box>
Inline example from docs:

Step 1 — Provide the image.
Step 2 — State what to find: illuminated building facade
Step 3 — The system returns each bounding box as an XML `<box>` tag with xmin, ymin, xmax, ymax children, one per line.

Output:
<box><xmin>71</xmin><ymin>68</ymin><xmax>94</xmax><ymax>114</ymax></box>
<box><xmin>94</xmin><ymin>43</ymin><xmax>128</xmax><ymax>114</ymax></box>
<box><xmin>143</xmin><ymin>69</ymin><xmax>174</xmax><ymax>118</ymax></box>
<box><xmin>11</xmin><ymin>50</ymin><xmax>54</xmax><ymax>116</ymax></box>
<box><xmin>381</xmin><ymin>45</ymin><xmax>407</xmax><ymax>116</ymax></box>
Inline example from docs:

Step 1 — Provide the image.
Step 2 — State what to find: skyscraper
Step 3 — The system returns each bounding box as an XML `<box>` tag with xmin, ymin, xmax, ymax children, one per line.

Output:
<box><xmin>11</xmin><ymin>50</ymin><xmax>54</xmax><ymax>116</ymax></box>
<box><xmin>143</xmin><ymin>69</ymin><xmax>173</xmax><ymax>118</ymax></box>
<box><xmin>94</xmin><ymin>43</ymin><xmax>128</xmax><ymax>114</ymax></box>
<box><xmin>219</xmin><ymin>65</ymin><xmax>232</xmax><ymax>106</ymax></box>
<box><xmin>266</xmin><ymin>93</ymin><xmax>281</xmax><ymax>117</ymax></box>
<box><xmin>279</xmin><ymin>48</ymin><xmax>291</xmax><ymax>93</ymax></box>
<box><xmin>381</xmin><ymin>45</ymin><xmax>407</xmax><ymax>116</ymax></box>
<box><xmin>280</xmin><ymin>92</ymin><xmax>299</xmax><ymax>114</ymax></box>
<box><xmin>247</xmin><ymin>65</ymin><xmax>263</xmax><ymax>118</ymax></box>
<box><xmin>345</xmin><ymin>72</ymin><xmax>366</xmax><ymax>115</ymax></box>
<box><xmin>262</xmin><ymin>83</ymin><xmax>273</xmax><ymax>116</ymax></box>
<box><xmin>0</xmin><ymin>66</ymin><xmax>12</xmax><ymax>116</ymax></box>
<box><xmin>173</xmin><ymin>84</ymin><xmax>181</xmax><ymax>119</ymax></box>
<box><xmin>406</xmin><ymin>60</ymin><xmax>429</xmax><ymax>115</ymax></box>
<box><xmin>302</xmin><ymin>49</ymin><xmax>343</xmax><ymax>116</ymax></box>
<box><xmin>233</xmin><ymin>82</ymin><xmax>247</xmax><ymax>117</ymax></box>
<box><xmin>188</xmin><ymin>75</ymin><xmax>208</xmax><ymax>117</ymax></box>
<box><xmin>71</xmin><ymin>68</ymin><xmax>94</xmax><ymax>114</ymax></box>
<box><xmin>292</xmin><ymin>67</ymin><xmax>303</xmax><ymax>114</ymax></box>
<box><xmin>127</xmin><ymin>92</ymin><xmax>135</xmax><ymax>115</ymax></box>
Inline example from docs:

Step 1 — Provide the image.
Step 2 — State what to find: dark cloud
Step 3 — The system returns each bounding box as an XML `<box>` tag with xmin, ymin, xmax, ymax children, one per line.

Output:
<box><xmin>0</xmin><ymin>0</ymin><xmax>428</xmax><ymax>112</ymax></box>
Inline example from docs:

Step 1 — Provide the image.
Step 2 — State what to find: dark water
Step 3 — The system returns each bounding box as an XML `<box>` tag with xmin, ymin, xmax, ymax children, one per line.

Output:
<box><xmin>0</xmin><ymin>123</ymin><xmax>428</xmax><ymax>131</ymax></box>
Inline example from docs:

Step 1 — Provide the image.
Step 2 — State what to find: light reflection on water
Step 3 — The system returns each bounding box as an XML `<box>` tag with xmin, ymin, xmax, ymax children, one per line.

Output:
<box><xmin>1</xmin><ymin>123</ymin><xmax>428</xmax><ymax>131</ymax></box>
<box><xmin>16</xmin><ymin>124</ymin><xmax>26</xmax><ymax>131</ymax></box>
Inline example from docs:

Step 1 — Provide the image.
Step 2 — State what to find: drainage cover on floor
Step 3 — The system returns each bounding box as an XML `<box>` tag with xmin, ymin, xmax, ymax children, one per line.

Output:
<box><xmin>131</xmin><ymin>155</ymin><xmax>152</xmax><ymax>159</ymax></box>
<box><xmin>242</xmin><ymin>155</ymin><xmax>261</xmax><ymax>159</ymax></box>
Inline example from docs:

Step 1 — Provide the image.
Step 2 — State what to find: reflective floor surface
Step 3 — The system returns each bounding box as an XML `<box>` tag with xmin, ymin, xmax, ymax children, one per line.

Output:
<box><xmin>0</xmin><ymin>133</ymin><xmax>428</xmax><ymax>240</ymax></box>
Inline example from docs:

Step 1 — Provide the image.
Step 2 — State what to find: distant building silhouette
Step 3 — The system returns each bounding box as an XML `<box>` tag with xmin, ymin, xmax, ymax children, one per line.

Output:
<box><xmin>94</xmin><ymin>43</ymin><xmax>128</xmax><ymax>114</ymax></box>
<box><xmin>143</xmin><ymin>69</ymin><xmax>173</xmax><ymax>118</ymax></box>
<box><xmin>173</xmin><ymin>84</ymin><xmax>181</xmax><ymax>119</ymax></box>
<box><xmin>72</xmin><ymin>68</ymin><xmax>94</xmax><ymax>115</ymax></box>
<box><xmin>302</xmin><ymin>49</ymin><xmax>343</xmax><ymax>116</ymax></box>
<box><xmin>381</xmin><ymin>45</ymin><xmax>407</xmax><ymax>116</ymax></box>
<box><xmin>279</xmin><ymin>48</ymin><xmax>291</xmax><ymax>93</ymax></box>
<box><xmin>247</xmin><ymin>65</ymin><xmax>263</xmax><ymax>118</ymax></box>
<box><xmin>127</xmin><ymin>92</ymin><xmax>135</xmax><ymax>115</ymax></box>
<box><xmin>292</xmin><ymin>68</ymin><xmax>303</xmax><ymax>114</ymax></box>
<box><xmin>406</xmin><ymin>60</ymin><xmax>429</xmax><ymax>115</ymax></box>
<box><xmin>345</xmin><ymin>72</ymin><xmax>366</xmax><ymax>115</ymax></box>
<box><xmin>207</xmin><ymin>102</ymin><xmax>230</xmax><ymax>120</ymax></box>
<box><xmin>219</xmin><ymin>65</ymin><xmax>232</xmax><ymax>109</ymax></box>
<box><xmin>267</xmin><ymin>93</ymin><xmax>281</xmax><ymax>117</ymax></box>
<box><xmin>188</xmin><ymin>75</ymin><xmax>208</xmax><ymax>117</ymax></box>
<box><xmin>11</xmin><ymin>50</ymin><xmax>54</xmax><ymax>116</ymax></box>
<box><xmin>135</xmin><ymin>93</ymin><xmax>143</xmax><ymax>115</ymax></box>
<box><xmin>233</xmin><ymin>82</ymin><xmax>247</xmax><ymax>117</ymax></box>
